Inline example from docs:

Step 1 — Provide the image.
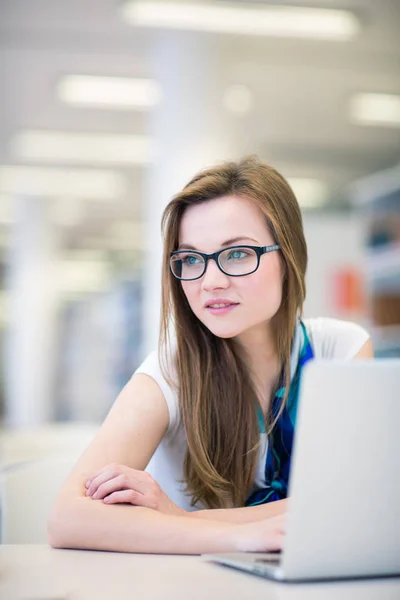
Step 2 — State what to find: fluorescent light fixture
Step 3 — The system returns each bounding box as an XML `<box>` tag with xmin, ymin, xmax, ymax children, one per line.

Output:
<box><xmin>57</xmin><ymin>75</ymin><xmax>162</xmax><ymax>110</ymax></box>
<box><xmin>0</xmin><ymin>166</ymin><xmax>127</xmax><ymax>199</ymax></box>
<box><xmin>349</xmin><ymin>93</ymin><xmax>400</xmax><ymax>127</ymax></box>
<box><xmin>65</xmin><ymin>249</ymin><xmax>108</xmax><ymax>262</ymax></box>
<box><xmin>11</xmin><ymin>130</ymin><xmax>156</xmax><ymax>165</ymax></box>
<box><xmin>222</xmin><ymin>85</ymin><xmax>253</xmax><ymax>116</ymax></box>
<box><xmin>0</xmin><ymin>194</ymin><xmax>14</xmax><ymax>224</ymax></box>
<box><xmin>50</xmin><ymin>197</ymin><xmax>86</xmax><ymax>228</ymax></box>
<box><xmin>121</xmin><ymin>1</ymin><xmax>359</xmax><ymax>40</ymax></box>
<box><xmin>107</xmin><ymin>221</ymin><xmax>143</xmax><ymax>249</ymax></box>
<box><xmin>59</xmin><ymin>259</ymin><xmax>111</xmax><ymax>293</ymax></box>
<box><xmin>287</xmin><ymin>177</ymin><xmax>329</xmax><ymax>208</ymax></box>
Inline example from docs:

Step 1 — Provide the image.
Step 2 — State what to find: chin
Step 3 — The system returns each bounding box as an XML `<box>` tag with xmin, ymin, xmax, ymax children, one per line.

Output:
<box><xmin>203</xmin><ymin>322</ymin><xmax>245</xmax><ymax>340</ymax></box>
<box><xmin>211</xmin><ymin>331</ymin><xmax>238</xmax><ymax>340</ymax></box>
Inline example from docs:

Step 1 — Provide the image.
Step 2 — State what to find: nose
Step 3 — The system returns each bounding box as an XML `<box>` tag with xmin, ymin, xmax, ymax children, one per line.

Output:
<box><xmin>201</xmin><ymin>258</ymin><xmax>230</xmax><ymax>291</ymax></box>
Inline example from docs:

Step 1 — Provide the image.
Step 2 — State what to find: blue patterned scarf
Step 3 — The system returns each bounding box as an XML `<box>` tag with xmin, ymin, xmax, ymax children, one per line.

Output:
<box><xmin>245</xmin><ymin>320</ymin><xmax>314</xmax><ymax>506</ymax></box>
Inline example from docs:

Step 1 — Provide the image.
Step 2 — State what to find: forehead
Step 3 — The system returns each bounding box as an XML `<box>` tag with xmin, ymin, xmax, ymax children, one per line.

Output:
<box><xmin>179</xmin><ymin>195</ymin><xmax>272</xmax><ymax>247</ymax></box>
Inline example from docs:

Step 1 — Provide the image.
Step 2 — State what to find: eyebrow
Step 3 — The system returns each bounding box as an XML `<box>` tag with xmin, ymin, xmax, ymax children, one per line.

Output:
<box><xmin>177</xmin><ymin>236</ymin><xmax>260</xmax><ymax>250</ymax></box>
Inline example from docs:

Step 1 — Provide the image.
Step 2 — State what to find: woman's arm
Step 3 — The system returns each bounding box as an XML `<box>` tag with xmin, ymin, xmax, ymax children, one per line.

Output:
<box><xmin>190</xmin><ymin>499</ymin><xmax>287</xmax><ymax>523</ymax></box>
<box><xmin>84</xmin><ymin>461</ymin><xmax>287</xmax><ymax>524</ymax></box>
<box><xmin>353</xmin><ymin>338</ymin><xmax>374</xmax><ymax>359</ymax></box>
<box><xmin>82</xmin><ymin>337</ymin><xmax>375</xmax><ymax>528</ymax></box>
<box><xmin>48</xmin><ymin>373</ymin><xmax>284</xmax><ymax>553</ymax></box>
<box><xmin>49</xmin><ymin>493</ymin><xmax>284</xmax><ymax>554</ymax></box>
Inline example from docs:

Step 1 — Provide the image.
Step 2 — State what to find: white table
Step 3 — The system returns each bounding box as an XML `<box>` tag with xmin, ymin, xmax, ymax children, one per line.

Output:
<box><xmin>1</xmin><ymin>545</ymin><xmax>399</xmax><ymax>600</ymax></box>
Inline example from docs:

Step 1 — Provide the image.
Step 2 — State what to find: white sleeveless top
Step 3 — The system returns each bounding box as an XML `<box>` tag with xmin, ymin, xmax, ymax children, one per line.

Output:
<box><xmin>134</xmin><ymin>317</ymin><xmax>369</xmax><ymax>511</ymax></box>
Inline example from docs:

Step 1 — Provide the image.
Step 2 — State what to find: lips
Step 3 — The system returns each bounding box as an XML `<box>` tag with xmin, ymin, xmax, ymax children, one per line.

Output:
<box><xmin>204</xmin><ymin>298</ymin><xmax>239</xmax><ymax>308</ymax></box>
<box><xmin>204</xmin><ymin>301</ymin><xmax>239</xmax><ymax>316</ymax></box>
<box><xmin>207</xmin><ymin>302</ymin><xmax>236</xmax><ymax>308</ymax></box>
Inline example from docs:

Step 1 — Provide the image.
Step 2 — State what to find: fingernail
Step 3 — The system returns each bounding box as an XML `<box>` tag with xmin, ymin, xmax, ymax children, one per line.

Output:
<box><xmin>85</xmin><ymin>481</ymin><xmax>90</xmax><ymax>488</ymax></box>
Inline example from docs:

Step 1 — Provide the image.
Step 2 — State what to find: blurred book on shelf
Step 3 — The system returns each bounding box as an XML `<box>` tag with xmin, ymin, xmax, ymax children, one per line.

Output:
<box><xmin>329</xmin><ymin>265</ymin><xmax>367</xmax><ymax>323</ymax></box>
<box><xmin>367</xmin><ymin>215</ymin><xmax>400</xmax><ymax>249</ymax></box>
<box><xmin>351</xmin><ymin>165</ymin><xmax>400</xmax><ymax>358</ymax></box>
<box><xmin>372</xmin><ymin>294</ymin><xmax>400</xmax><ymax>327</ymax></box>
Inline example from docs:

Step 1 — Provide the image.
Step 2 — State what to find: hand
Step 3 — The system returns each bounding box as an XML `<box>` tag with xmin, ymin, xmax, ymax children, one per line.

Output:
<box><xmin>234</xmin><ymin>513</ymin><xmax>287</xmax><ymax>553</ymax></box>
<box><xmin>85</xmin><ymin>463</ymin><xmax>185</xmax><ymax>517</ymax></box>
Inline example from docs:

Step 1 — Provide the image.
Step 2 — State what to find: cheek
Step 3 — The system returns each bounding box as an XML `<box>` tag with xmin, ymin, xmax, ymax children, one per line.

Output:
<box><xmin>181</xmin><ymin>282</ymin><xmax>198</xmax><ymax>311</ymax></box>
<box><xmin>245</xmin><ymin>262</ymin><xmax>283</xmax><ymax>307</ymax></box>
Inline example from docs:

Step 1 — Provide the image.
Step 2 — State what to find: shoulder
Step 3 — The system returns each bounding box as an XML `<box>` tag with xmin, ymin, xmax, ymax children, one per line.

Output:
<box><xmin>304</xmin><ymin>317</ymin><xmax>370</xmax><ymax>360</ymax></box>
<box><xmin>133</xmin><ymin>349</ymin><xmax>180</xmax><ymax>436</ymax></box>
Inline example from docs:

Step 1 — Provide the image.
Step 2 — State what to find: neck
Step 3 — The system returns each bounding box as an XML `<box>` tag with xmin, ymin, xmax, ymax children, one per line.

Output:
<box><xmin>234</xmin><ymin>322</ymin><xmax>281</xmax><ymax>411</ymax></box>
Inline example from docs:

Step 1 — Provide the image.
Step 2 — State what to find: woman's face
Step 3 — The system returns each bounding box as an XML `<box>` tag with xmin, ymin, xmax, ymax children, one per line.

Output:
<box><xmin>178</xmin><ymin>195</ymin><xmax>284</xmax><ymax>340</ymax></box>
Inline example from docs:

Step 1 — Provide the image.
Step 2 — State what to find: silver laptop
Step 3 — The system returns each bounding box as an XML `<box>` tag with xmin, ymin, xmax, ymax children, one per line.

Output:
<box><xmin>203</xmin><ymin>359</ymin><xmax>400</xmax><ymax>582</ymax></box>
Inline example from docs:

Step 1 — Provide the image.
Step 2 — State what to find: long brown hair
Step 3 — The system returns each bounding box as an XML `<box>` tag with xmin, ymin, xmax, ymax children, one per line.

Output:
<box><xmin>159</xmin><ymin>156</ymin><xmax>307</xmax><ymax>509</ymax></box>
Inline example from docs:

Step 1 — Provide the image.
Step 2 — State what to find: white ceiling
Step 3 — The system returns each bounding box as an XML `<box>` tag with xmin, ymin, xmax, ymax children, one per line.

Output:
<box><xmin>0</xmin><ymin>0</ymin><xmax>399</xmax><ymax>248</ymax></box>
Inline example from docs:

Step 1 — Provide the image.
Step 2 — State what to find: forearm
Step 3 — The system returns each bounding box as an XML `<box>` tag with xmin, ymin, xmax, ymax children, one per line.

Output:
<box><xmin>48</xmin><ymin>497</ymin><xmax>239</xmax><ymax>555</ymax></box>
<box><xmin>190</xmin><ymin>499</ymin><xmax>287</xmax><ymax>523</ymax></box>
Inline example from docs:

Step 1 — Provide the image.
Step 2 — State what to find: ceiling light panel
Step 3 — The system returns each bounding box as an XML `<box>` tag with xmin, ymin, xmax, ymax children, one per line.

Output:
<box><xmin>11</xmin><ymin>130</ymin><xmax>156</xmax><ymax>165</ymax></box>
<box><xmin>0</xmin><ymin>166</ymin><xmax>127</xmax><ymax>199</ymax></box>
<box><xmin>222</xmin><ymin>85</ymin><xmax>253</xmax><ymax>116</ymax></box>
<box><xmin>59</xmin><ymin>259</ymin><xmax>111</xmax><ymax>293</ymax></box>
<box><xmin>50</xmin><ymin>198</ymin><xmax>87</xmax><ymax>228</ymax></box>
<box><xmin>287</xmin><ymin>177</ymin><xmax>329</xmax><ymax>208</ymax></box>
<box><xmin>349</xmin><ymin>93</ymin><xmax>400</xmax><ymax>127</ymax></box>
<box><xmin>57</xmin><ymin>75</ymin><xmax>162</xmax><ymax>110</ymax></box>
<box><xmin>121</xmin><ymin>1</ymin><xmax>359</xmax><ymax>41</ymax></box>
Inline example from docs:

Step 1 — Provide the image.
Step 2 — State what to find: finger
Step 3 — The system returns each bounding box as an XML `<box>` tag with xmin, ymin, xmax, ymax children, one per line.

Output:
<box><xmin>86</xmin><ymin>467</ymin><xmax>120</xmax><ymax>496</ymax></box>
<box><xmin>85</xmin><ymin>466</ymin><xmax>107</xmax><ymax>488</ymax></box>
<box><xmin>125</xmin><ymin>473</ymin><xmax>155</xmax><ymax>495</ymax></box>
<box><xmin>86</xmin><ymin>467</ymin><xmax>147</xmax><ymax>492</ymax></box>
<box><xmin>91</xmin><ymin>474</ymin><xmax>128</xmax><ymax>500</ymax></box>
<box><xmin>267</xmin><ymin>531</ymin><xmax>284</xmax><ymax>552</ymax></box>
<box><xmin>85</xmin><ymin>463</ymin><xmax>124</xmax><ymax>489</ymax></box>
<box><xmin>103</xmin><ymin>489</ymin><xmax>147</xmax><ymax>506</ymax></box>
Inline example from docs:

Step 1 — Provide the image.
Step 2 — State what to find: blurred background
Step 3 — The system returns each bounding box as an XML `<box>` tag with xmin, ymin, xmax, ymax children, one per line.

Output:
<box><xmin>0</xmin><ymin>0</ymin><xmax>399</xmax><ymax>430</ymax></box>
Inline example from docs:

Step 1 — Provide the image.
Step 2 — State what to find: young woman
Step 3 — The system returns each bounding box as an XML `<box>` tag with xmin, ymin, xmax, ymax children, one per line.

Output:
<box><xmin>49</xmin><ymin>156</ymin><xmax>373</xmax><ymax>554</ymax></box>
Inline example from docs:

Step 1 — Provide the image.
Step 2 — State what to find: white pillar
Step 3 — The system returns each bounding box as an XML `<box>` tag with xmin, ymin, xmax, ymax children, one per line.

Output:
<box><xmin>143</xmin><ymin>32</ymin><xmax>237</xmax><ymax>355</ymax></box>
<box><xmin>4</xmin><ymin>196</ymin><xmax>60</xmax><ymax>426</ymax></box>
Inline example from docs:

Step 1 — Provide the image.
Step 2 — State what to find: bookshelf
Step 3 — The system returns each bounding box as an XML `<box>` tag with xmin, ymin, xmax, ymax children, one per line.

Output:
<box><xmin>352</xmin><ymin>165</ymin><xmax>400</xmax><ymax>357</ymax></box>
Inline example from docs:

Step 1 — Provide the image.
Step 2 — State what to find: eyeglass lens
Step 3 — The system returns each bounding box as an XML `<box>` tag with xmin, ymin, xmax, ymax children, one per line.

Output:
<box><xmin>170</xmin><ymin>247</ymin><xmax>259</xmax><ymax>280</ymax></box>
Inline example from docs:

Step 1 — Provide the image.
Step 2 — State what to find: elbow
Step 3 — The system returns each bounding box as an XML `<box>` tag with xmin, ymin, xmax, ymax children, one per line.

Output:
<box><xmin>47</xmin><ymin>503</ymin><xmax>66</xmax><ymax>548</ymax></box>
<box><xmin>47</xmin><ymin>528</ymin><xmax>64</xmax><ymax>549</ymax></box>
<box><xmin>47</xmin><ymin>499</ymin><xmax>77</xmax><ymax>549</ymax></box>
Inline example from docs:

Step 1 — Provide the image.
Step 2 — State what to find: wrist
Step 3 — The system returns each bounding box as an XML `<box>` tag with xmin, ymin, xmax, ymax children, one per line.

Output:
<box><xmin>224</xmin><ymin>523</ymin><xmax>249</xmax><ymax>552</ymax></box>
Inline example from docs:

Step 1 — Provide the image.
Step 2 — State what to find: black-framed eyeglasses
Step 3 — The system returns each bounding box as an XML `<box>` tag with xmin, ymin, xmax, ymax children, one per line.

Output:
<box><xmin>170</xmin><ymin>244</ymin><xmax>281</xmax><ymax>281</ymax></box>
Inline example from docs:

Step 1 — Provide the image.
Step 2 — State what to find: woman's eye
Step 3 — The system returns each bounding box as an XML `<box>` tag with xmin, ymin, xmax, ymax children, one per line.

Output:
<box><xmin>183</xmin><ymin>255</ymin><xmax>200</xmax><ymax>265</ymax></box>
<box><xmin>228</xmin><ymin>250</ymin><xmax>247</xmax><ymax>260</ymax></box>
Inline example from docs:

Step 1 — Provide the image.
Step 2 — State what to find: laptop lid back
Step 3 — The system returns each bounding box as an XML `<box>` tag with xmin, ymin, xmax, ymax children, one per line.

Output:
<box><xmin>281</xmin><ymin>360</ymin><xmax>400</xmax><ymax>580</ymax></box>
